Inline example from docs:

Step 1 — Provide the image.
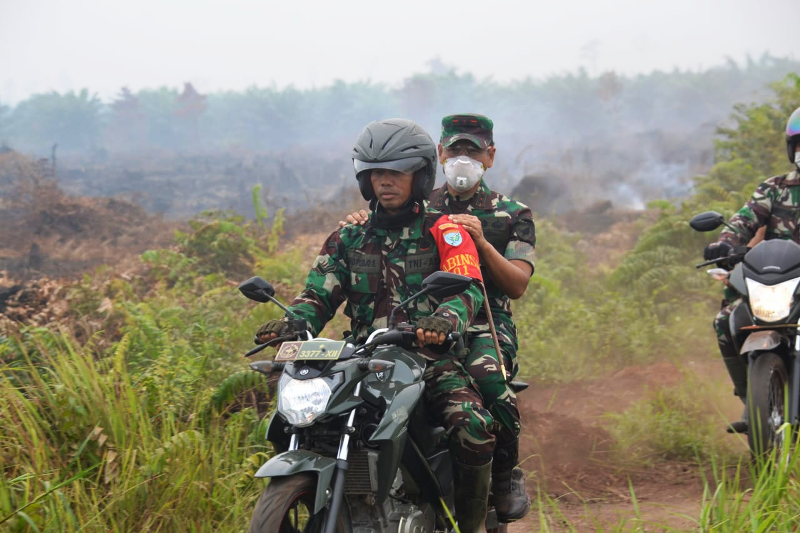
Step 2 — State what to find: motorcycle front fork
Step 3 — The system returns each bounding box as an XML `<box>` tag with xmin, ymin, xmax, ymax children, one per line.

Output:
<box><xmin>791</xmin><ymin>334</ymin><xmax>800</xmax><ymax>426</ymax></box>
<box><xmin>321</xmin><ymin>382</ymin><xmax>361</xmax><ymax>533</ymax></box>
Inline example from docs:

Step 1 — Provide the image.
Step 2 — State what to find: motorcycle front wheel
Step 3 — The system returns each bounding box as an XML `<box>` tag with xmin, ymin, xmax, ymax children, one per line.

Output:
<box><xmin>248</xmin><ymin>473</ymin><xmax>351</xmax><ymax>533</ymax></box>
<box><xmin>748</xmin><ymin>352</ymin><xmax>789</xmax><ymax>463</ymax></box>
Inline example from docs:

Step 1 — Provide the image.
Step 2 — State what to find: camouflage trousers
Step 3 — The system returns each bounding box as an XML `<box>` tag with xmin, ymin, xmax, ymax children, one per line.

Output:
<box><xmin>713</xmin><ymin>293</ymin><xmax>742</xmax><ymax>353</ymax></box>
<box><xmin>466</xmin><ymin>328</ymin><xmax>521</xmax><ymax>445</ymax></box>
<box><xmin>423</xmin><ymin>356</ymin><xmax>495</xmax><ymax>466</ymax></box>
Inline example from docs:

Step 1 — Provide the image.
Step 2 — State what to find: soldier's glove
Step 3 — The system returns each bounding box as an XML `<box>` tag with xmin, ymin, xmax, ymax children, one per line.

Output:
<box><xmin>417</xmin><ymin>315</ymin><xmax>453</xmax><ymax>339</ymax></box>
<box><xmin>703</xmin><ymin>241</ymin><xmax>733</xmax><ymax>261</ymax></box>
<box><xmin>255</xmin><ymin>319</ymin><xmax>290</xmax><ymax>344</ymax></box>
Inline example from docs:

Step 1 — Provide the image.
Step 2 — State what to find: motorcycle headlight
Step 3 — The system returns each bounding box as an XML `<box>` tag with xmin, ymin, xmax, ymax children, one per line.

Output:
<box><xmin>746</xmin><ymin>277</ymin><xmax>800</xmax><ymax>322</ymax></box>
<box><xmin>277</xmin><ymin>373</ymin><xmax>335</xmax><ymax>427</ymax></box>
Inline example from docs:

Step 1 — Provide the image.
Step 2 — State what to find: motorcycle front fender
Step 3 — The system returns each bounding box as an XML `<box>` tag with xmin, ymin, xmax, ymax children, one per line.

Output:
<box><xmin>255</xmin><ymin>450</ymin><xmax>336</xmax><ymax>514</ymax></box>
<box><xmin>740</xmin><ymin>330</ymin><xmax>783</xmax><ymax>355</ymax></box>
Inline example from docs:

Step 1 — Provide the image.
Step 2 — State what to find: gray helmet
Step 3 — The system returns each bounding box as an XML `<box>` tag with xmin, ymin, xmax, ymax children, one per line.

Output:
<box><xmin>786</xmin><ymin>107</ymin><xmax>800</xmax><ymax>166</ymax></box>
<box><xmin>352</xmin><ymin>119</ymin><xmax>437</xmax><ymax>202</ymax></box>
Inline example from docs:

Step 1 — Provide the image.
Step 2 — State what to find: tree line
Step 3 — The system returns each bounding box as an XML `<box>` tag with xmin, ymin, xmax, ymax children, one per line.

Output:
<box><xmin>1</xmin><ymin>54</ymin><xmax>798</xmax><ymax>158</ymax></box>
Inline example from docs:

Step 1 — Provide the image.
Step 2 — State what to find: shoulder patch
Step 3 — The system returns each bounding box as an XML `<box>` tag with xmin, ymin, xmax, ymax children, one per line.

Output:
<box><xmin>443</xmin><ymin>228</ymin><xmax>463</xmax><ymax>247</ymax></box>
<box><xmin>514</xmin><ymin>218</ymin><xmax>536</xmax><ymax>245</ymax></box>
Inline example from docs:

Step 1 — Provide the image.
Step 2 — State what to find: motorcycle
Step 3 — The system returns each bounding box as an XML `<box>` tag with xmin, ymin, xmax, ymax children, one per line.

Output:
<box><xmin>691</xmin><ymin>211</ymin><xmax>800</xmax><ymax>459</ymax></box>
<box><xmin>238</xmin><ymin>271</ymin><xmax>524</xmax><ymax>532</ymax></box>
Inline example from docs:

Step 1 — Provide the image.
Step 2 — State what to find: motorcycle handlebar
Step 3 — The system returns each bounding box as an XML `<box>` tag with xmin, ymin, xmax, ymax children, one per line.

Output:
<box><xmin>244</xmin><ymin>334</ymin><xmax>297</xmax><ymax>357</ymax></box>
<box><xmin>695</xmin><ymin>250</ymin><xmax>748</xmax><ymax>269</ymax></box>
<box><xmin>357</xmin><ymin>326</ymin><xmax>465</xmax><ymax>354</ymax></box>
<box><xmin>448</xmin><ymin>331</ymin><xmax>465</xmax><ymax>354</ymax></box>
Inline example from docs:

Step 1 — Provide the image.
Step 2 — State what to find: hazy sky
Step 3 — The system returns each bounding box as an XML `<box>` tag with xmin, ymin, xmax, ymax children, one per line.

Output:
<box><xmin>1</xmin><ymin>0</ymin><xmax>797</xmax><ymax>105</ymax></box>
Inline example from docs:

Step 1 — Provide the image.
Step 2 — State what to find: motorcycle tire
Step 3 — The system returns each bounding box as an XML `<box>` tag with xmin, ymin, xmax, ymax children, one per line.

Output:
<box><xmin>747</xmin><ymin>352</ymin><xmax>789</xmax><ymax>462</ymax></box>
<box><xmin>248</xmin><ymin>473</ymin><xmax>351</xmax><ymax>533</ymax></box>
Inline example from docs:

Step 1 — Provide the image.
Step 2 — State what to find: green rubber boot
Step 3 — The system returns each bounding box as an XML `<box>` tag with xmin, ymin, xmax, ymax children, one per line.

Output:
<box><xmin>452</xmin><ymin>460</ymin><xmax>492</xmax><ymax>533</ymax></box>
<box><xmin>722</xmin><ymin>351</ymin><xmax>749</xmax><ymax>434</ymax></box>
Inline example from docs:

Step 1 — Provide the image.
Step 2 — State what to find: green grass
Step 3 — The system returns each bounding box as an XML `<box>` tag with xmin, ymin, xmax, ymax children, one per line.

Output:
<box><xmin>0</xmin><ymin>333</ymin><xmax>273</xmax><ymax>531</ymax></box>
<box><xmin>604</xmin><ymin>370</ymin><xmax>741</xmax><ymax>466</ymax></box>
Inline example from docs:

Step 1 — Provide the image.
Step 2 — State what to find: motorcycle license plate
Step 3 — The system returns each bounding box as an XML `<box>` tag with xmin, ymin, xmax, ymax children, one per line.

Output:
<box><xmin>275</xmin><ymin>340</ymin><xmax>346</xmax><ymax>361</ymax></box>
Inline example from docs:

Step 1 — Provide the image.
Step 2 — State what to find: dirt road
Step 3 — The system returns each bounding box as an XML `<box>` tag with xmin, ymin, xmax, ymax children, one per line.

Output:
<box><xmin>508</xmin><ymin>360</ymin><xmax>745</xmax><ymax>531</ymax></box>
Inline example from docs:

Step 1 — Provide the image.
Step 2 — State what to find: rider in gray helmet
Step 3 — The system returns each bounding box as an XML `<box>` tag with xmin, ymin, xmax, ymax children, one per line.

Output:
<box><xmin>352</xmin><ymin>118</ymin><xmax>439</xmax><ymax>208</ymax></box>
<box><xmin>350</xmin><ymin>120</ymin><xmax>495</xmax><ymax>533</ymax></box>
<box><xmin>261</xmin><ymin>119</ymin><xmax>496</xmax><ymax>533</ymax></box>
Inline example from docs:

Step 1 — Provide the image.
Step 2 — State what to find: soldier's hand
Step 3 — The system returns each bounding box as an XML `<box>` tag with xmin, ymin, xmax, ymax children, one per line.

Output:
<box><xmin>703</xmin><ymin>241</ymin><xmax>733</xmax><ymax>261</ymax></box>
<box><xmin>338</xmin><ymin>209</ymin><xmax>369</xmax><ymax>228</ymax></box>
<box><xmin>256</xmin><ymin>319</ymin><xmax>289</xmax><ymax>344</ymax></box>
<box><xmin>416</xmin><ymin>315</ymin><xmax>453</xmax><ymax>346</ymax></box>
<box><xmin>448</xmin><ymin>214</ymin><xmax>485</xmax><ymax>244</ymax></box>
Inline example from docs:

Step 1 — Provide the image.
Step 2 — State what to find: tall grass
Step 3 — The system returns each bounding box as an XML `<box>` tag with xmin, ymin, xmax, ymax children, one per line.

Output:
<box><xmin>0</xmin><ymin>333</ymin><xmax>271</xmax><ymax>531</ymax></box>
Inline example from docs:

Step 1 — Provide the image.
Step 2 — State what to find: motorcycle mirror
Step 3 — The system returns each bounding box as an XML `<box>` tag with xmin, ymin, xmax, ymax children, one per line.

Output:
<box><xmin>689</xmin><ymin>211</ymin><xmax>725</xmax><ymax>232</ymax></box>
<box><xmin>421</xmin><ymin>271</ymin><xmax>473</xmax><ymax>298</ymax></box>
<box><xmin>238</xmin><ymin>276</ymin><xmax>276</xmax><ymax>303</ymax></box>
<box><xmin>387</xmin><ymin>272</ymin><xmax>474</xmax><ymax>329</ymax></box>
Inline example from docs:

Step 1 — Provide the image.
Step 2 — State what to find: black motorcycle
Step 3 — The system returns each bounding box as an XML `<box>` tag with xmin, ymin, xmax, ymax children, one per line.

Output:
<box><xmin>238</xmin><ymin>272</ymin><xmax>521</xmax><ymax>532</ymax></box>
<box><xmin>692</xmin><ymin>211</ymin><xmax>800</xmax><ymax>459</ymax></box>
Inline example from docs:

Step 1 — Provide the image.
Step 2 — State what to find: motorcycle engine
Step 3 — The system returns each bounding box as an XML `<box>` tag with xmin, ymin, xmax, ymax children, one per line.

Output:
<box><xmin>388</xmin><ymin>502</ymin><xmax>435</xmax><ymax>533</ymax></box>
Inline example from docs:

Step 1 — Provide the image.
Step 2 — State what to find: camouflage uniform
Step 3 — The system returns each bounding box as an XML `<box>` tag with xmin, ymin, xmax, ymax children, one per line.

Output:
<box><xmin>428</xmin><ymin>179</ymin><xmax>536</xmax><ymax>443</ymax></box>
<box><xmin>713</xmin><ymin>170</ymin><xmax>800</xmax><ymax>368</ymax></box>
<box><xmin>286</xmin><ymin>210</ymin><xmax>496</xmax><ymax>466</ymax></box>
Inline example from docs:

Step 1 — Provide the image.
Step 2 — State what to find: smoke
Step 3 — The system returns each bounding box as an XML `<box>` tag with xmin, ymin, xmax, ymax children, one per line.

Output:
<box><xmin>0</xmin><ymin>55</ymin><xmax>796</xmax><ymax>216</ymax></box>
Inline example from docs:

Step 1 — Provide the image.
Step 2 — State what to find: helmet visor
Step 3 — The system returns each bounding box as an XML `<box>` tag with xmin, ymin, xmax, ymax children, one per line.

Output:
<box><xmin>787</xmin><ymin>108</ymin><xmax>800</xmax><ymax>138</ymax></box>
<box><xmin>353</xmin><ymin>156</ymin><xmax>426</xmax><ymax>176</ymax></box>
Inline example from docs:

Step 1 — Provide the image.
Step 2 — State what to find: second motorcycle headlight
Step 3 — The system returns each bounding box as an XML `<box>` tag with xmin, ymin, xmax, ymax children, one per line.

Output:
<box><xmin>277</xmin><ymin>373</ymin><xmax>334</xmax><ymax>427</ymax></box>
<box><xmin>746</xmin><ymin>277</ymin><xmax>800</xmax><ymax>322</ymax></box>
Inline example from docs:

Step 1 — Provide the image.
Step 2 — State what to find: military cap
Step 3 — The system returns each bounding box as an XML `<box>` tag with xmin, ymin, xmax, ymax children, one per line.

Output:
<box><xmin>440</xmin><ymin>113</ymin><xmax>494</xmax><ymax>149</ymax></box>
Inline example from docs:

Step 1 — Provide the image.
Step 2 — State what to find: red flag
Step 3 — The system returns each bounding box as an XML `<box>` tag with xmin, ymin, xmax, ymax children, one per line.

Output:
<box><xmin>429</xmin><ymin>215</ymin><xmax>483</xmax><ymax>281</ymax></box>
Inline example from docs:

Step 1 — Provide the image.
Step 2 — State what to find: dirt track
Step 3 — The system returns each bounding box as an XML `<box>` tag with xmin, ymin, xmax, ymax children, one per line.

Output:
<box><xmin>509</xmin><ymin>359</ymin><xmax>745</xmax><ymax>531</ymax></box>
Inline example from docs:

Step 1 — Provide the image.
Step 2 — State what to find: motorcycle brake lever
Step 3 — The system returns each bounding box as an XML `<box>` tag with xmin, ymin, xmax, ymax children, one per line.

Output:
<box><xmin>695</xmin><ymin>252</ymin><xmax>746</xmax><ymax>269</ymax></box>
<box><xmin>243</xmin><ymin>334</ymin><xmax>296</xmax><ymax>357</ymax></box>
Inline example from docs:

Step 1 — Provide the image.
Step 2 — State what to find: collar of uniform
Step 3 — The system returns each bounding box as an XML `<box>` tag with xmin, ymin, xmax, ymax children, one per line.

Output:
<box><xmin>370</xmin><ymin>211</ymin><xmax>425</xmax><ymax>240</ymax></box>
<box><xmin>433</xmin><ymin>179</ymin><xmax>493</xmax><ymax>210</ymax></box>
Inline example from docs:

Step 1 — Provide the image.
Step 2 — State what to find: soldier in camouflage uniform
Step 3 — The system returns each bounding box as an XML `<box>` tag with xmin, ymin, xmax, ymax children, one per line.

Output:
<box><xmin>703</xmin><ymin>106</ymin><xmax>800</xmax><ymax>433</ymax></box>
<box><xmin>340</xmin><ymin>113</ymin><xmax>536</xmax><ymax>522</ymax></box>
<box><xmin>258</xmin><ymin>119</ymin><xmax>494</xmax><ymax>533</ymax></box>
<box><xmin>431</xmin><ymin>113</ymin><xmax>535</xmax><ymax>522</ymax></box>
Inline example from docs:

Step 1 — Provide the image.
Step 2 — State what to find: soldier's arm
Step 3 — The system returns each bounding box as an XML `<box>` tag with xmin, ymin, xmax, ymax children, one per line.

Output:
<box><xmin>286</xmin><ymin>230</ymin><xmax>349</xmax><ymax>336</ymax></box>
<box><xmin>428</xmin><ymin>215</ymin><xmax>485</xmax><ymax>335</ymax></box>
<box><xmin>719</xmin><ymin>180</ymin><xmax>774</xmax><ymax>246</ymax></box>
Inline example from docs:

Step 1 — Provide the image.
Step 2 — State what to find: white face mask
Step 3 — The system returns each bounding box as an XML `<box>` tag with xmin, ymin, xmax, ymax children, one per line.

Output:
<box><xmin>443</xmin><ymin>156</ymin><xmax>485</xmax><ymax>193</ymax></box>
<box><xmin>795</xmin><ymin>151</ymin><xmax>800</xmax><ymax>167</ymax></box>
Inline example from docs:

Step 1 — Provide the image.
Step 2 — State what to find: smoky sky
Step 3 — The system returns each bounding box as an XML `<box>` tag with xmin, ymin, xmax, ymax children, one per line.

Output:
<box><xmin>1</xmin><ymin>0</ymin><xmax>797</xmax><ymax>105</ymax></box>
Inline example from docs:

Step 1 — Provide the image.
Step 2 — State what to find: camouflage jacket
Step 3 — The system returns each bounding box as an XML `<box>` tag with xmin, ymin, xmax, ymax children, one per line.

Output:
<box><xmin>720</xmin><ymin>170</ymin><xmax>800</xmax><ymax>246</ymax></box>
<box><xmin>286</xmin><ymin>210</ymin><xmax>484</xmax><ymax>349</ymax></box>
<box><xmin>428</xmin><ymin>180</ymin><xmax>536</xmax><ymax>327</ymax></box>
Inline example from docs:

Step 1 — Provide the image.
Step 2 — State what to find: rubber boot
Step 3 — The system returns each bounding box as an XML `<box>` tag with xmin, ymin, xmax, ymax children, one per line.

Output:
<box><xmin>722</xmin><ymin>351</ymin><xmax>749</xmax><ymax>434</ymax></box>
<box><xmin>452</xmin><ymin>459</ymin><xmax>492</xmax><ymax>533</ymax></box>
<box><xmin>490</xmin><ymin>438</ymin><xmax>531</xmax><ymax>522</ymax></box>
<box><xmin>728</xmin><ymin>396</ymin><xmax>749</xmax><ymax>434</ymax></box>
